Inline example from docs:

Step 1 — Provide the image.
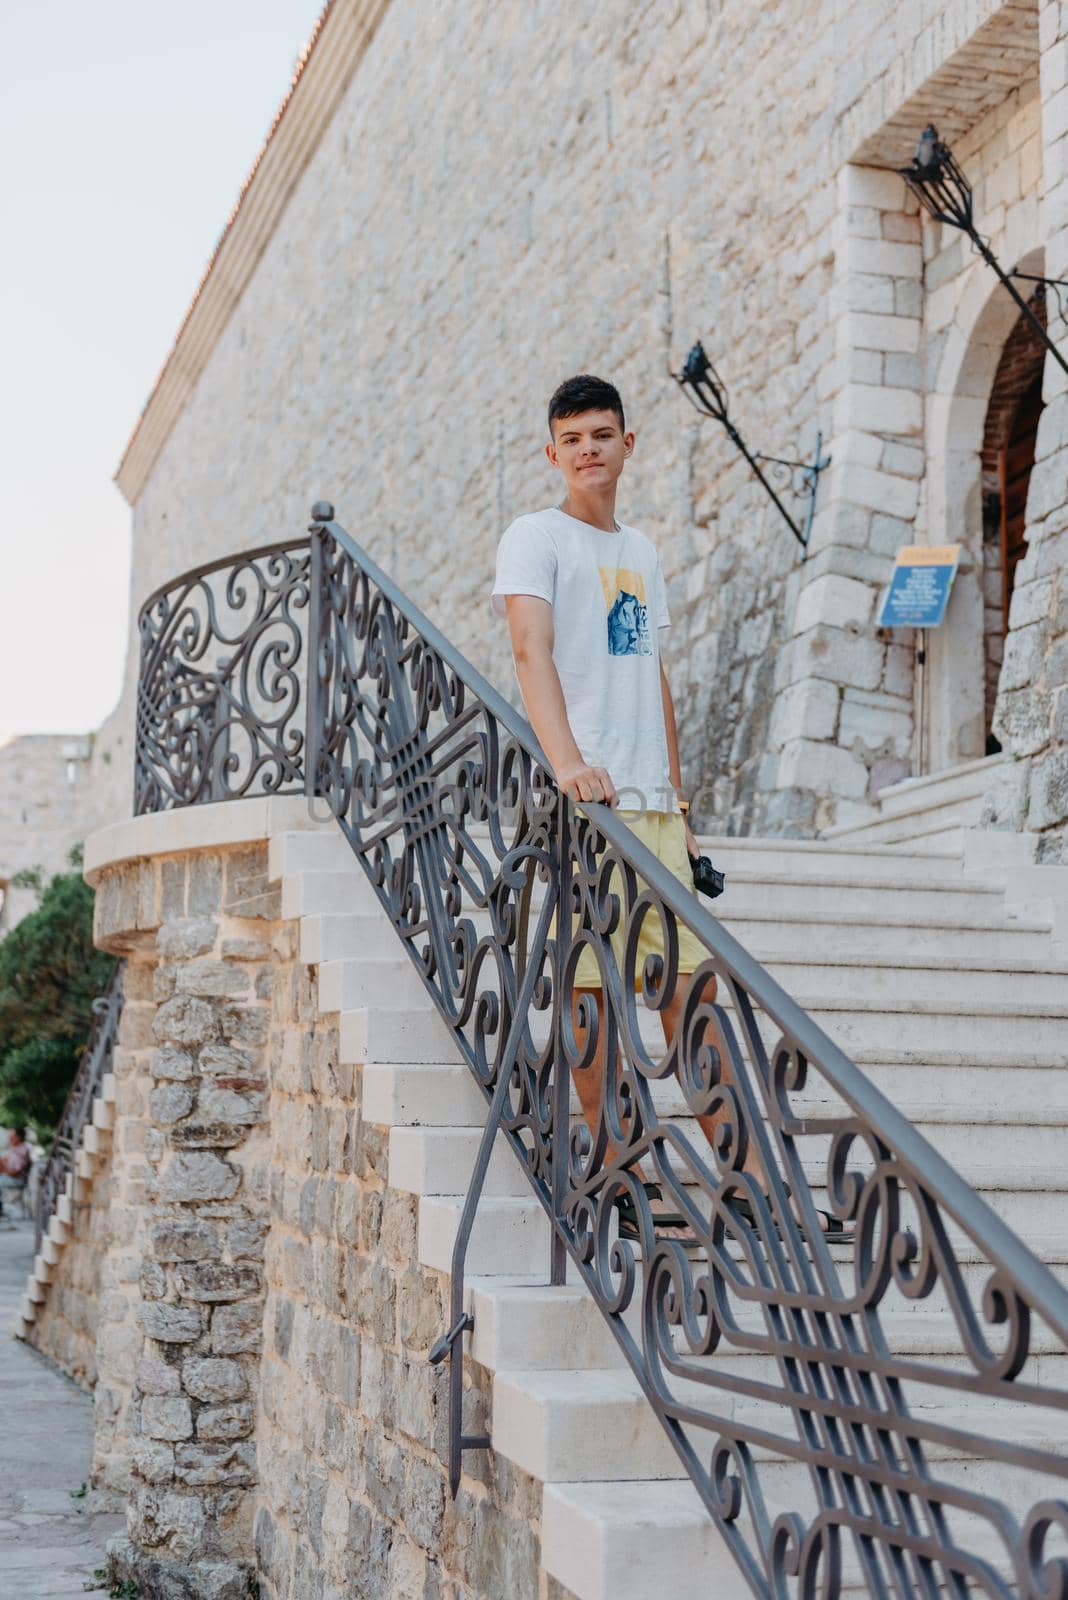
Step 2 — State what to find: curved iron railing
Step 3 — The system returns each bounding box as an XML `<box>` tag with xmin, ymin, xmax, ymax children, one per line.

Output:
<box><xmin>35</xmin><ymin>961</ymin><xmax>124</xmax><ymax>1248</ymax></box>
<box><xmin>134</xmin><ymin>507</ymin><xmax>1068</xmax><ymax>1600</ymax></box>
<box><xmin>134</xmin><ymin>540</ymin><xmax>310</xmax><ymax>813</ymax></box>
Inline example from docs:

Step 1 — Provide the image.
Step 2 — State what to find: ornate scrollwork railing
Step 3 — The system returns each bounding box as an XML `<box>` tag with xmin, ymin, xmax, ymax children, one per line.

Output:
<box><xmin>134</xmin><ymin>540</ymin><xmax>310</xmax><ymax>813</ymax></box>
<box><xmin>134</xmin><ymin>505</ymin><xmax>1068</xmax><ymax>1600</ymax></box>
<box><xmin>35</xmin><ymin>961</ymin><xmax>124</xmax><ymax>1247</ymax></box>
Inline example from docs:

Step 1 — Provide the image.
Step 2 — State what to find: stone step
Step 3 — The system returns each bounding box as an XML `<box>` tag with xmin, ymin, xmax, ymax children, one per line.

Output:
<box><xmin>338</xmin><ymin>1006</ymin><xmax>461</xmax><ymax>1066</ymax></box>
<box><xmin>824</xmin><ymin>805</ymin><xmax>976</xmax><ymax>848</ymax></box>
<box><xmin>700</xmin><ymin>835</ymin><xmax>968</xmax><ymax>877</ymax></box>
<box><xmin>268</xmin><ymin>826</ymin><xmax>360</xmax><ymax>880</ymax></box>
<box><xmin>317</xmin><ymin>954</ymin><xmax>428</xmax><ymax>1013</ymax></box>
<box><xmin>363</xmin><ymin>1057</ymin><xmax>1068</xmax><ymax>1130</ymax></box>
<box><xmin>468</xmin><ymin>1282</ymin><xmax>628</xmax><ymax>1374</ymax></box>
<box><xmin>389</xmin><ymin>1125</ymin><xmax>528</xmax><ymax>1198</ymax></box>
<box><xmin>869</xmin><ymin>753</ymin><xmax>1008</xmax><ymax>818</ymax></box>
<box><xmin>321</xmin><ymin>937</ymin><xmax>1068</xmax><ymax>1017</ymax></box>
<box><xmin>417</xmin><ymin>1153</ymin><xmax>1068</xmax><ymax>1280</ymax></box>
<box><xmin>280</xmin><ymin>867</ymin><xmax>379</xmax><ymax>919</ymax></box>
<box><xmin>542</xmin><ymin>1479</ymin><xmax>738</xmax><ymax>1600</ymax></box>
<box><xmin>417</xmin><ymin>1194</ymin><xmax>550</xmax><ymax>1276</ymax></box>
<box><xmin>84</xmin><ymin>1121</ymin><xmax>110</xmax><ymax>1153</ymax></box>
<box><xmin>299</xmin><ymin>911</ymin><xmax>391</xmax><ymax>965</ymax></box>
<box><xmin>492</xmin><ymin>1368</ymin><xmax>684</xmax><ymax>1483</ymax></box>
<box><xmin>698</xmin><ymin>901</ymin><xmax>1050</xmax><ymax>940</ymax></box>
<box><xmin>362</xmin><ymin>1061</ymin><xmax>488</xmax><ymax>1127</ymax></box>
<box><xmin>465</xmin><ymin>1279</ymin><xmax>1068</xmax><ymax>1378</ymax></box>
<box><xmin>337</xmin><ymin>967</ymin><xmax>1068</xmax><ymax>1071</ymax></box>
<box><xmin>389</xmin><ymin>1121</ymin><xmax>1068</xmax><ymax>1223</ymax></box>
<box><xmin>825</xmin><ymin>754</ymin><xmax>1007</xmax><ymax>829</ymax></box>
<box><xmin>513</xmin><ymin>865</ymin><xmax>1006</xmax><ymax>921</ymax></box>
<box><xmin>463</xmin><ymin>825</ymin><xmax>969</xmax><ymax>884</ymax></box>
<box><xmin>807</xmin><ymin>998</ymin><xmax>1068</xmax><ymax>1061</ymax></box>
<box><xmin>496</xmin><ymin>1363</ymin><xmax>1064</xmax><ymax>1499</ymax></box>
<box><xmin>761</xmin><ymin>959</ymin><xmax>1068</xmax><ymax>1008</ymax></box>
<box><xmin>303</xmin><ymin>905</ymin><xmax>1056</xmax><ymax>987</ymax></box>
<box><xmin>751</xmin><ymin>940</ymin><xmax>1068</xmax><ymax>979</ymax></box>
<box><xmin>665</xmin><ymin>871</ymin><xmax>1005</xmax><ymax>923</ymax></box>
<box><xmin>542</xmin><ymin>1469</ymin><xmax>1020</xmax><ymax>1600</ymax></box>
<box><xmin>765</xmin><ymin>1061</ymin><xmax>1068</xmax><ymax>1123</ymax></box>
<box><xmin>92</xmin><ymin>1095</ymin><xmax>115</xmax><ymax>1131</ymax></box>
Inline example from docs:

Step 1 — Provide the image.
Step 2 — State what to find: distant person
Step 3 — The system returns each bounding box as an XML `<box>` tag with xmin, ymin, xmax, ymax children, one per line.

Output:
<box><xmin>0</xmin><ymin>1127</ymin><xmax>31</xmax><ymax>1215</ymax></box>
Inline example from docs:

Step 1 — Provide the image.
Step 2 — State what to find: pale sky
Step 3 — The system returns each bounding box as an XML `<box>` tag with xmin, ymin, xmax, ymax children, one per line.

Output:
<box><xmin>0</xmin><ymin>2</ymin><xmax>325</xmax><ymax>736</ymax></box>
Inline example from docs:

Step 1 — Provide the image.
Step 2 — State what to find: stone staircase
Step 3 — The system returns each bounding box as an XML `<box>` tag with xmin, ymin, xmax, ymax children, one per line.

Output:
<box><xmin>16</xmin><ymin>1074</ymin><xmax>118</xmax><ymax>1342</ymax></box>
<box><xmin>823</xmin><ymin>753</ymin><xmax>1010</xmax><ymax>851</ymax></box>
<box><xmin>269</xmin><ymin>820</ymin><xmax>1068</xmax><ymax>1600</ymax></box>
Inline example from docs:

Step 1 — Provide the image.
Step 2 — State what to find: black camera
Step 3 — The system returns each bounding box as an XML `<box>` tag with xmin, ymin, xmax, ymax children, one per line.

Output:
<box><xmin>691</xmin><ymin>854</ymin><xmax>726</xmax><ymax>900</ymax></box>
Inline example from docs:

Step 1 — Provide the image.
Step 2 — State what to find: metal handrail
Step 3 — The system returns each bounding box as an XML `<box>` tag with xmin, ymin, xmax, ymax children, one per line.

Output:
<box><xmin>133</xmin><ymin>505</ymin><xmax>1068</xmax><ymax>1599</ymax></box>
<box><xmin>34</xmin><ymin>961</ymin><xmax>124</xmax><ymax>1248</ymax></box>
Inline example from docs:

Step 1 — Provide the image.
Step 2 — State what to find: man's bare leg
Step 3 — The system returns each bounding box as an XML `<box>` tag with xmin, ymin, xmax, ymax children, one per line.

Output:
<box><xmin>657</xmin><ymin>976</ymin><xmax>763</xmax><ymax>1179</ymax></box>
<box><xmin>659</xmin><ymin>976</ymin><xmax>842</xmax><ymax>1232</ymax></box>
<box><xmin>569</xmin><ymin>986</ymin><xmax>693</xmax><ymax>1238</ymax></box>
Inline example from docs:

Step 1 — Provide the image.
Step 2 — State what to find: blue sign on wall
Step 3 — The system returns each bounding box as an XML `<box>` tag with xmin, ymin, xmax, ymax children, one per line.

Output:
<box><xmin>878</xmin><ymin>545</ymin><xmax>961</xmax><ymax>629</ymax></box>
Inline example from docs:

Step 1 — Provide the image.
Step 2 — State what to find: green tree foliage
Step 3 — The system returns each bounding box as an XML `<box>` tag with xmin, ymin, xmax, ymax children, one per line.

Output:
<box><xmin>0</xmin><ymin>850</ymin><xmax>115</xmax><ymax>1132</ymax></box>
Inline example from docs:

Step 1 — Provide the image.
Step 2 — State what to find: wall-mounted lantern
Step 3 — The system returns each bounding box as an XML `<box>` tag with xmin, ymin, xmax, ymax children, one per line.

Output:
<box><xmin>899</xmin><ymin>124</ymin><xmax>1068</xmax><ymax>379</ymax></box>
<box><xmin>674</xmin><ymin>341</ymin><xmax>830</xmax><ymax>555</ymax></box>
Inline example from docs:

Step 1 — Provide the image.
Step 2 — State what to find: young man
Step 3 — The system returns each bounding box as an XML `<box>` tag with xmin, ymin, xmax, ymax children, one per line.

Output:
<box><xmin>491</xmin><ymin>373</ymin><xmax>743</xmax><ymax>1240</ymax></box>
<box><xmin>491</xmin><ymin>373</ymin><xmax>849</xmax><ymax>1244</ymax></box>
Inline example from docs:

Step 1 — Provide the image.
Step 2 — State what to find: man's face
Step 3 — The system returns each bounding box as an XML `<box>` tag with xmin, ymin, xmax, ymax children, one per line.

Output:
<box><xmin>546</xmin><ymin>408</ymin><xmax>635</xmax><ymax>494</ymax></box>
<box><xmin>8</xmin><ymin>1131</ymin><xmax>18</xmax><ymax>1146</ymax></box>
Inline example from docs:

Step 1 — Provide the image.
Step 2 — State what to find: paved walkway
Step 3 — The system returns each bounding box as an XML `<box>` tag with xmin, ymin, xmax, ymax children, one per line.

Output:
<box><xmin>0</xmin><ymin>1215</ymin><xmax>124</xmax><ymax>1598</ymax></box>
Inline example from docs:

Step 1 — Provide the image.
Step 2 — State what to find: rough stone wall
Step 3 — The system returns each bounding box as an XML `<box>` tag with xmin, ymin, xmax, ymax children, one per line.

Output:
<box><xmin>986</xmin><ymin>0</ymin><xmax>1068</xmax><ymax>858</ymax></box>
<box><xmin>84</xmin><ymin>842</ymin><xmax>281</xmax><ymax>1594</ymax></box>
<box><xmin>254</xmin><ymin>894</ymin><xmax>546</xmax><ymax>1600</ymax></box>
<box><xmin>84</xmin><ymin>832</ymin><xmax>561</xmax><ymax>1599</ymax></box>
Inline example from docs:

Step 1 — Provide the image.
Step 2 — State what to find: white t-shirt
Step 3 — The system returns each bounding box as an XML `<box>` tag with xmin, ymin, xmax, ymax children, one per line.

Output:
<box><xmin>491</xmin><ymin>506</ymin><xmax>677</xmax><ymax>813</ymax></box>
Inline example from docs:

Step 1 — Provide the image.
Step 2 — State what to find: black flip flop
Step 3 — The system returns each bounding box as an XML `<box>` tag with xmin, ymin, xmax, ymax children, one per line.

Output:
<box><xmin>731</xmin><ymin>1184</ymin><xmax>853</xmax><ymax>1241</ymax></box>
<box><xmin>615</xmin><ymin>1182</ymin><xmax>701</xmax><ymax>1249</ymax></box>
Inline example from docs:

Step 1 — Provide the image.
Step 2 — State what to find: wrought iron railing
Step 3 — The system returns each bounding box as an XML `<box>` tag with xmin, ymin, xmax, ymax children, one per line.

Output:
<box><xmin>135</xmin><ymin>540</ymin><xmax>310</xmax><ymax>813</ymax></box>
<box><xmin>35</xmin><ymin>961</ymin><xmax>124</xmax><ymax>1248</ymax></box>
<box><xmin>134</xmin><ymin>505</ymin><xmax>1068</xmax><ymax>1600</ymax></box>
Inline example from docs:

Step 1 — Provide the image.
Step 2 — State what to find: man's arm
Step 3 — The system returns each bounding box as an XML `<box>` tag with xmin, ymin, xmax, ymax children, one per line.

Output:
<box><xmin>660</xmin><ymin>662</ymin><xmax>699</xmax><ymax>857</ymax></box>
<box><xmin>505</xmin><ymin>595</ymin><xmax>617</xmax><ymax>805</ymax></box>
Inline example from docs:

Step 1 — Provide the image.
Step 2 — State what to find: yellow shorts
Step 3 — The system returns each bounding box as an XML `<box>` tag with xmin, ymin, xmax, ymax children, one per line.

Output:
<box><xmin>569</xmin><ymin>810</ymin><xmax>709</xmax><ymax>990</ymax></box>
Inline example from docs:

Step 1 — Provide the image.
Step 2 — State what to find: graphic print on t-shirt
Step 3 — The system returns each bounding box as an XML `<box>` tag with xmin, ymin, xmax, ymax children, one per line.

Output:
<box><xmin>598</xmin><ymin>565</ymin><xmax>652</xmax><ymax>657</ymax></box>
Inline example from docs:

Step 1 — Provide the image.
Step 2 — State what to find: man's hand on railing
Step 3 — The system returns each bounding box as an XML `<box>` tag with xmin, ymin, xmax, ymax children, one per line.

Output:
<box><xmin>554</xmin><ymin>759</ymin><xmax>617</xmax><ymax>807</ymax></box>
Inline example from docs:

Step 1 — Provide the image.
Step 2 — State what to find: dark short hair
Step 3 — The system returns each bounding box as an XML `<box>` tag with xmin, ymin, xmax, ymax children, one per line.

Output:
<box><xmin>547</xmin><ymin>374</ymin><xmax>625</xmax><ymax>438</ymax></box>
<box><xmin>12</xmin><ymin>1126</ymin><xmax>25</xmax><ymax>1141</ymax></box>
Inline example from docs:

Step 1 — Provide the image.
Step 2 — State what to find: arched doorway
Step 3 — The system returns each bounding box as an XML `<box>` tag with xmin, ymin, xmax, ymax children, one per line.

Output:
<box><xmin>980</xmin><ymin>287</ymin><xmax>1046</xmax><ymax>752</ymax></box>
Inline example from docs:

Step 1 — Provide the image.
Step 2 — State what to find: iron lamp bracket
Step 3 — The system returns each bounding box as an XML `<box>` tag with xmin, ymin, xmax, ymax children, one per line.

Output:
<box><xmin>674</xmin><ymin>340</ymin><xmax>830</xmax><ymax>555</ymax></box>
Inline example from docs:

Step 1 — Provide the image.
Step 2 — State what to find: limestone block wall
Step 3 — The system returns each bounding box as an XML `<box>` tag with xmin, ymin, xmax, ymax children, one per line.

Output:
<box><xmin>767</xmin><ymin>74</ymin><xmax>1048</xmax><ymax>832</ymax></box>
<box><xmin>255</xmin><ymin>923</ymin><xmax>545</xmax><ymax>1600</ymax></box>
<box><xmin>109</xmin><ymin>0</ymin><xmax>968</xmax><ymax>840</ymax></box>
<box><xmin>0</xmin><ymin>733</ymin><xmax>96</xmax><ymax>929</ymax></box>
